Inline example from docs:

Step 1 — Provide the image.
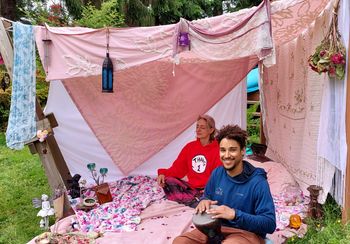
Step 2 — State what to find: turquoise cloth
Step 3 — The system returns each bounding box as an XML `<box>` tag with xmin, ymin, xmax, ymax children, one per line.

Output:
<box><xmin>246</xmin><ymin>146</ymin><xmax>253</xmax><ymax>156</ymax></box>
<box><xmin>6</xmin><ymin>22</ymin><xmax>36</xmax><ymax>150</ymax></box>
<box><xmin>247</xmin><ymin>68</ymin><xmax>259</xmax><ymax>93</ymax></box>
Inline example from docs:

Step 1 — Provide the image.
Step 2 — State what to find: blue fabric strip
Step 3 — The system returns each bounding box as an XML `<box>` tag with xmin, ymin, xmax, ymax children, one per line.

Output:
<box><xmin>6</xmin><ymin>22</ymin><xmax>36</xmax><ymax>150</ymax></box>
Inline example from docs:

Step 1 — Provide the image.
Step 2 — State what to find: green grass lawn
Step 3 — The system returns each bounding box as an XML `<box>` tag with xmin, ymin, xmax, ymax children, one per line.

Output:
<box><xmin>287</xmin><ymin>197</ymin><xmax>350</xmax><ymax>243</ymax></box>
<box><xmin>0</xmin><ymin>133</ymin><xmax>51</xmax><ymax>244</ymax></box>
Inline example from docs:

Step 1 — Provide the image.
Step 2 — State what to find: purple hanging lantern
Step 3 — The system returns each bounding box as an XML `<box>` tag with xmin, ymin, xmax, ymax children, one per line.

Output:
<box><xmin>178</xmin><ymin>32</ymin><xmax>190</xmax><ymax>48</ymax></box>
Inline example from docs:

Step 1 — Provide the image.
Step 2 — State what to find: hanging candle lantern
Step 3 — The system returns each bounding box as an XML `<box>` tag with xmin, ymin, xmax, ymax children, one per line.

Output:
<box><xmin>178</xmin><ymin>32</ymin><xmax>190</xmax><ymax>49</ymax></box>
<box><xmin>102</xmin><ymin>28</ymin><xmax>113</xmax><ymax>93</ymax></box>
<box><xmin>42</xmin><ymin>38</ymin><xmax>52</xmax><ymax>72</ymax></box>
<box><xmin>102</xmin><ymin>53</ymin><xmax>113</xmax><ymax>92</ymax></box>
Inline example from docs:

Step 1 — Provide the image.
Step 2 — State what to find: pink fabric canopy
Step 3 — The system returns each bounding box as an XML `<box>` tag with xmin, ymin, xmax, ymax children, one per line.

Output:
<box><xmin>264</xmin><ymin>0</ymin><xmax>335</xmax><ymax>202</ymax></box>
<box><xmin>34</xmin><ymin>0</ymin><xmax>336</xmax><ymax>193</ymax></box>
<box><xmin>35</xmin><ymin>0</ymin><xmax>272</xmax><ymax>174</ymax></box>
<box><xmin>35</xmin><ymin>0</ymin><xmax>272</xmax><ymax>81</ymax></box>
<box><xmin>63</xmin><ymin>56</ymin><xmax>257</xmax><ymax>174</ymax></box>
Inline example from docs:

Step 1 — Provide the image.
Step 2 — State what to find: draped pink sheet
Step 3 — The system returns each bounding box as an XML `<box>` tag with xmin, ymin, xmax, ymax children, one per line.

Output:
<box><xmin>34</xmin><ymin>0</ymin><xmax>334</xmax><ymax>194</ymax></box>
<box><xmin>34</xmin><ymin>1</ymin><xmax>273</xmax><ymax>174</ymax></box>
<box><xmin>34</xmin><ymin>0</ymin><xmax>272</xmax><ymax>81</ymax></box>
<box><xmin>263</xmin><ymin>0</ymin><xmax>333</xmax><ymax>200</ymax></box>
<box><xmin>271</xmin><ymin>0</ymin><xmax>330</xmax><ymax>45</ymax></box>
<box><xmin>63</xmin><ymin>56</ymin><xmax>258</xmax><ymax>174</ymax></box>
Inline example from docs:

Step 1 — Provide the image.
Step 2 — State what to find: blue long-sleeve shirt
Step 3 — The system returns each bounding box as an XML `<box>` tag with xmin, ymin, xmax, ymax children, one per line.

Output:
<box><xmin>203</xmin><ymin>161</ymin><xmax>276</xmax><ymax>238</ymax></box>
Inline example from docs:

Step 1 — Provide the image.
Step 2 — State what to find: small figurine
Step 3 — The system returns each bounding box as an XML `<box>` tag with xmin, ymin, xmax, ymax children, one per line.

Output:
<box><xmin>67</xmin><ymin>174</ymin><xmax>81</xmax><ymax>199</ymax></box>
<box><xmin>33</xmin><ymin>194</ymin><xmax>55</xmax><ymax>229</ymax></box>
<box><xmin>71</xmin><ymin>217</ymin><xmax>79</xmax><ymax>231</ymax></box>
<box><xmin>79</xmin><ymin>178</ymin><xmax>87</xmax><ymax>199</ymax></box>
<box><xmin>307</xmin><ymin>185</ymin><xmax>324</xmax><ymax>219</ymax></box>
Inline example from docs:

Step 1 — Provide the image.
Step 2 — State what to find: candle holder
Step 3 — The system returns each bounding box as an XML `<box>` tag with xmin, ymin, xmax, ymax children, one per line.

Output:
<box><xmin>307</xmin><ymin>185</ymin><xmax>323</xmax><ymax>219</ymax></box>
<box><xmin>178</xmin><ymin>32</ymin><xmax>190</xmax><ymax>50</ymax></box>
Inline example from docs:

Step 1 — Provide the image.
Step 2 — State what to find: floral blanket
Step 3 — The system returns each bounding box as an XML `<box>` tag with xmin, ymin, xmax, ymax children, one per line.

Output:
<box><xmin>72</xmin><ymin>176</ymin><xmax>164</xmax><ymax>232</ymax></box>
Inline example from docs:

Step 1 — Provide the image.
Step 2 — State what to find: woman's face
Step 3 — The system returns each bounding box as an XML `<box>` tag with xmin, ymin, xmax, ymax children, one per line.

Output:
<box><xmin>196</xmin><ymin>119</ymin><xmax>213</xmax><ymax>141</ymax></box>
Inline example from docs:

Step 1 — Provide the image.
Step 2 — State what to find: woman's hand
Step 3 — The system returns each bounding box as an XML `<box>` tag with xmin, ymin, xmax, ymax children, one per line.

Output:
<box><xmin>195</xmin><ymin>200</ymin><xmax>218</xmax><ymax>214</ymax></box>
<box><xmin>207</xmin><ymin>205</ymin><xmax>236</xmax><ymax>220</ymax></box>
<box><xmin>157</xmin><ymin>174</ymin><xmax>165</xmax><ymax>187</ymax></box>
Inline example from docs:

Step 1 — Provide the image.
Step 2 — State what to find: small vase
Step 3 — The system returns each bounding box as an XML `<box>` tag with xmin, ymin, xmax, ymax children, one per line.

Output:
<box><xmin>94</xmin><ymin>182</ymin><xmax>113</xmax><ymax>205</ymax></box>
<box><xmin>307</xmin><ymin>185</ymin><xmax>323</xmax><ymax>219</ymax></box>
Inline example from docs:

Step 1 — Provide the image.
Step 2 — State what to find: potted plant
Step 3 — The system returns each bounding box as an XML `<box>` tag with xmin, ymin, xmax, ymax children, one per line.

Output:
<box><xmin>87</xmin><ymin>163</ymin><xmax>113</xmax><ymax>205</ymax></box>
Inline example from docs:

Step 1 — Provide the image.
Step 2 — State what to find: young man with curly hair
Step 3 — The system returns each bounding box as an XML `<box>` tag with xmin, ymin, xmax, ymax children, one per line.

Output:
<box><xmin>174</xmin><ymin>124</ymin><xmax>276</xmax><ymax>244</ymax></box>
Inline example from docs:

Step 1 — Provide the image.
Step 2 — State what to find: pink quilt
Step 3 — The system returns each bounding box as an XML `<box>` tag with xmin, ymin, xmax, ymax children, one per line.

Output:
<box><xmin>72</xmin><ymin>176</ymin><xmax>164</xmax><ymax>232</ymax></box>
<box><xmin>28</xmin><ymin>160</ymin><xmax>308</xmax><ymax>244</ymax></box>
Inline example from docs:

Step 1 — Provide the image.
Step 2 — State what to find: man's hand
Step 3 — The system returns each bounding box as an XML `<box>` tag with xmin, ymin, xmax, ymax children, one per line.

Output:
<box><xmin>195</xmin><ymin>200</ymin><xmax>218</xmax><ymax>214</ymax></box>
<box><xmin>157</xmin><ymin>174</ymin><xmax>165</xmax><ymax>187</ymax></box>
<box><xmin>207</xmin><ymin>205</ymin><xmax>236</xmax><ymax>221</ymax></box>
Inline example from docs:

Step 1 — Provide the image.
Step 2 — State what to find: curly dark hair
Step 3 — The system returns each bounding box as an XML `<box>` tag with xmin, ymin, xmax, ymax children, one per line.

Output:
<box><xmin>216</xmin><ymin>125</ymin><xmax>248</xmax><ymax>149</ymax></box>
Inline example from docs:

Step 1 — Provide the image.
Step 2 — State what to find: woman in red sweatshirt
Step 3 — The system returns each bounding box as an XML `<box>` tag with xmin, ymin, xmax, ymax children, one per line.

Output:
<box><xmin>157</xmin><ymin>115</ymin><xmax>221</xmax><ymax>207</ymax></box>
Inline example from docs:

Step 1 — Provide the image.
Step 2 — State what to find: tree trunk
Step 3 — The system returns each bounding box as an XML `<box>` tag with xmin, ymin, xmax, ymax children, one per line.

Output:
<box><xmin>0</xmin><ymin>0</ymin><xmax>16</xmax><ymax>20</ymax></box>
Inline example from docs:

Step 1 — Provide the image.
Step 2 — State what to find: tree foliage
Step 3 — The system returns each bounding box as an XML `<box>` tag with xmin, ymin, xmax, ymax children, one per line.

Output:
<box><xmin>0</xmin><ymin>0</ymin><xmax>17</xmax><ymax>20</ymax></box>
<box><xmin>75</xmin><ymin>0</ymin><xmax>125</xmax><ymax>28</ymax></box>
<box><xmin>117</xmin><ymin>0</ymin><xmax>262</xmax><ymax>27</ymax></box>
<box><xmin>63</xmin><ymin>0</ymin><xmax>83</xmax><ymax>19</ymax></box>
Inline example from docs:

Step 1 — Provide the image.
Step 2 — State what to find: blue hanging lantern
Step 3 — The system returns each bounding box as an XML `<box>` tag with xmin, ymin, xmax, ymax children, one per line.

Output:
<box><xmin>102</xmin><ymin>53</ymin><xmax>113</xmax><ymax>92</ymax></box>
<box><xmin>102</xmin><ymin>28</ymin><xmax>113</xmax><ymax>93</ymax></box>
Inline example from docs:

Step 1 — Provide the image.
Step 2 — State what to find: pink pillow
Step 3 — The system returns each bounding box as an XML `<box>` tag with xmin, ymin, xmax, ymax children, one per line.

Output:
<box><xmin>246</xmin><ymin>159</ymin><xmax>297</xmax><ymax>195</ymax></box>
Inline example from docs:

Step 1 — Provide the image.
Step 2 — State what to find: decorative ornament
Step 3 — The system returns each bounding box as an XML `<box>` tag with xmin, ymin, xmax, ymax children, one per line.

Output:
<box><xmin>67</xmin><ymin>174</ymin><xmax>81</xmax><ymax>199</ymax></box>
<box><xmin>289</xmin><ymin>214</ymin><xmax>302</xmax><ymax>229</ymax></box>
<box><xmin>307</xmin><ymin>185</ymin><xmax>324</xmax><ymax>219</ymax></box>
<box><xmin>102</xmin><ymin>28</ymin><xmax>113</xmax><ymax>92</ymax></box>
<box><xmin>32</xmin><ymin>194</ymin><xmax>55</xmax><ymax>229</ymax></box>
<box><xmin>308</xmin><ymin>0</ymin><xmax>346</xmax><ymax>80</ymax></box>
<box><xmin>178</xmin><ymin>32</ymin><xmax>190</xmax><ymax>50</ymax></box>
<box><xmin>1</xmin><ymin>73</ymin><xmax>10</xmax><ymax>91</ymax></box>
<box><xmin>83</xmin><ymin>197</ymin><xmax>97</xmax><ymax>207</ymax></box>
<box><xmin>42</xmin><ymin>38</ymin><xmax>52</xmax><ymax>73</ymax></box>
<box><xmin>86</xmin><ymin>163</ymin><xmax>112</xmax><ymax>204</ymax></box>
<box><xmin>37</xmin><ymin>129</ymin><xmax>49</xmax><ymax>142</ymax></box>
<box><xmin>87</xmin><ymin>163</ymin><xmax>108</xmax><ymax>186</ymax></box>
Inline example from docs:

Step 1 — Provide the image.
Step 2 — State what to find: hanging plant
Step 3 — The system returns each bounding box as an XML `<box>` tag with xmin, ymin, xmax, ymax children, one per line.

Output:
<box><xmin>308</xmin><ymin>0</ymin><xmax>346</xmax><ymax>80</ymax></box>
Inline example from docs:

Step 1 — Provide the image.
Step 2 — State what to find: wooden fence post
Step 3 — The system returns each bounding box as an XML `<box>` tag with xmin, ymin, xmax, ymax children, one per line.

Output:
<box><xmin>342</xmin><ymin>28</ymin><xmax>350</xmax><ymax>224</ymax></box>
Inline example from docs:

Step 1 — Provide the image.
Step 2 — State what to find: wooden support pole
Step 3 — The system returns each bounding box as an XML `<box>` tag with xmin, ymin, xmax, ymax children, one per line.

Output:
<box><xmin>34</xmin><ymin>99</ymin><xmax>72</xmax><ymax>189</ymax></box>
<box><xmin>260</xmin><ymin>114</ymin><xmax>266</xmax><ymax>145</ymax></box>
<box><xmin>342</xmin><ymin>25</ymin><xmax>350</xmax><ymax>224</ymax></box>
<box><xmin>0</xmin><ymin>18</ymin><xmax>13</xmax><ymax>79</ymax></box>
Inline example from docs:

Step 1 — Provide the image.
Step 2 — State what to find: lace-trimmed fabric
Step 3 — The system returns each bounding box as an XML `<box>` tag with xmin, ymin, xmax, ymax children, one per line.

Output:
<box><xmin>6</xmin><ymin>22</ymin><xmax>36</xmax><ymax>150</ymax></box>
<box><xmin>34</xmin><ymin>0</ymin><xmax>273</xmax><ymax>81</ymax></box>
